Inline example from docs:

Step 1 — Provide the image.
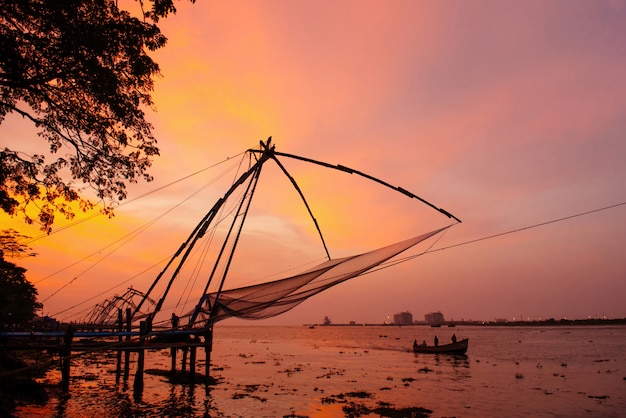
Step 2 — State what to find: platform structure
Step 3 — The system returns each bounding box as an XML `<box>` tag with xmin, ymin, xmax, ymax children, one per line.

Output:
<box><xmin>1</xmin><ymin>308</ymin><xmax>213</xmax><ymax>395</ymax></box>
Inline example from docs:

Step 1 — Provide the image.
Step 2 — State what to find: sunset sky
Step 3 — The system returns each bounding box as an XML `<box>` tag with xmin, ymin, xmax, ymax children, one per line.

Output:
<box><xmin>2</xmin><ymin>0</ymin><xmax>626</xmax><ymax>325</ymax></box>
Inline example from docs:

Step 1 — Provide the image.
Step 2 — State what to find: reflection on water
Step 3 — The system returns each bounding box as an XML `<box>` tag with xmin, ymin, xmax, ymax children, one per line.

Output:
<box><xmin>14</xmin><ymin>325</ymin><xmax>626</xmax><ymax>417</ymax></box>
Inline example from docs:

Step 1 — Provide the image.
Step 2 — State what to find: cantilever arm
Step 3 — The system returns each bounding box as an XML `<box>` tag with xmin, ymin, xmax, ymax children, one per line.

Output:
<box><xmin>247</xmin><ymin>149</ymin><xmax>462</xmax><ymax>223</ymax></box>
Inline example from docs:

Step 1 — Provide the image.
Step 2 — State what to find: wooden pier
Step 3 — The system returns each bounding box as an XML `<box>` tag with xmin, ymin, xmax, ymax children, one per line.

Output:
<box><xmin>0</xmin><ymin>308</ymin><xmax>214</xmax><ymax>396</ymax></box>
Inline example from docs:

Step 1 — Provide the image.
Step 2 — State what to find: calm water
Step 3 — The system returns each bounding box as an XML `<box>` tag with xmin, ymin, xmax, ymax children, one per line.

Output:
<box><xmin>15</xmin><ymin>325</ymin><xmax>626</xmax><ymax>417</ymax></box>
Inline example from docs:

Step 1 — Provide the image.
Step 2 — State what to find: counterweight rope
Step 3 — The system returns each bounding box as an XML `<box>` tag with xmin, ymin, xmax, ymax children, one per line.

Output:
<box><xmin>367</xmin><ymin>200</ymin><xmax>626</xmax><ymax>274</ymax></box>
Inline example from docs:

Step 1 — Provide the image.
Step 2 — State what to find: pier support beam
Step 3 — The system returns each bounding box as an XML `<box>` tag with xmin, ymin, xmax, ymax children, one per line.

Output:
<box><xmin>124</xmin><ymin>308</ymin><xmax>131</xmax><ymax>380</ymax></box>
<box><xmin>204</xmin><ymin>326</ymin><xmax>213</xmax><ymax>378</ymax></box>
<box><xmin>133</xmin><ymin>320</ymin><xmax>147</xmax><ymax>397</ymax></box>
<box><xmin>116</xmin><ymin>308</ymin><xmax>123</xmax><ymax>382</ymax></box>
<box><xmin>61</xmin><ymin>326</ymin><xmax>74</xmax><ymax>392</ymax></box>
<box><xmin>190</xmin><ymin>343</ymin><xmax>196</xmax><ymax>380</ymax></box>
<box><xmin>170</xmin><ymin>347</ymin><xmax>177</xmax><ymax>375</ymax></box>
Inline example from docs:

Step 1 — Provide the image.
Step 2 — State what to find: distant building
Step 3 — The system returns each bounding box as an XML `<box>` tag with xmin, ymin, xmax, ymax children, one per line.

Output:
<box><xmin>393</xmin><ymin>311</ymin><xmax>413</xmax><ymax>325</ymax></box>
<box><xmin>425</xmin><ymin>311</ymin><xmax>445</xmax><ymax>325</ymax></box>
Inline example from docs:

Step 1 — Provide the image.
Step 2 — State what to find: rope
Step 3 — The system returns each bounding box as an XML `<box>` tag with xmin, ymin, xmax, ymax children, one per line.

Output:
<box><xmin>35</xmin><ymin>158</ymin><xmax>244</xmax><ymax>289</ymax></box>
<box><xmin>430</xmin><ymin>201</ymin><xmax>626</xmax><ymax>253</ymax></box>
<box><xmin>367</xmin><ymin>201</ymin><xmax>626</xmax><ymax>274</ymax></box>
<box><xmin>50</xmin><ymin>254</ymin><xmax>171</xmax><ymax>317</ymax></box>
<box><xmin>23</xmin><ymin>151</ymin><xmax>246</xmax><ymax>244</ymax></box>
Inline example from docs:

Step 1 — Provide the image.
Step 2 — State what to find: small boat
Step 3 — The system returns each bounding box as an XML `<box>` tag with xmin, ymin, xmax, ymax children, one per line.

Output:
<box><xmin>412</xmin><ymin>338</ymin><xmax>469</xmax><ymax>355</ymax></box>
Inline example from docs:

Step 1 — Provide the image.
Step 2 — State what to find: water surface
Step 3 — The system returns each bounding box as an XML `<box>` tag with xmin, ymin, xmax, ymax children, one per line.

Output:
<box><xmin>16</xmin><ymin>325</ymin><xmax>626</xmax><ymax>417</ymax></box>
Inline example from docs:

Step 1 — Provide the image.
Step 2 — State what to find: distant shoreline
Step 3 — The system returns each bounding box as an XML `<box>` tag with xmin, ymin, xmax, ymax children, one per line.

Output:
<box><xmin>308</xmin><ymin>318</ymin><xmax>626</xmax><ymax>327</ymax></box>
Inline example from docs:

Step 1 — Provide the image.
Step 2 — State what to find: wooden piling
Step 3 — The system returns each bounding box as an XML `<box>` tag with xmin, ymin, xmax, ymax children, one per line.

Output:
<box><xmin>116</xmin><ymin>308</ymin><xmax>123</xmax><ymax>381</ymax></box>
<box><xmin>61</xmin><ymin>326</ymin><xmax>74</xmax><ymax>392</ymax></box>
<box><xmin>170</xmin><ymin>346</ymin><xmax>177</xmax><ymax>375</ymax></box>
<box><xmin>204</xmin><ymin>326</ymin><xmax>213</xmax><ymax>378</ymax></box>
<box><xmin>133</xmin><ymin>320</ymin><xmax>146</xmax><ymax>395</ymax></box>
<box><xmin>124</xmin><ymin>308</ymin><xmax>131</xmax><ymax>380</ymax></box>
<box><xmin>190</xmin><ymin>343</ymin><xmax>196</xmax><ymax>380</ymax></box>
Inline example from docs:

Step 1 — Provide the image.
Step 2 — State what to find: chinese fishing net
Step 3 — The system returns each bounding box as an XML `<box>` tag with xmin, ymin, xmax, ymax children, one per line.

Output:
<box><xmin>190</xmin><ymin>226</ymin><xmax>448</xmax><ymax>323</ymax></box>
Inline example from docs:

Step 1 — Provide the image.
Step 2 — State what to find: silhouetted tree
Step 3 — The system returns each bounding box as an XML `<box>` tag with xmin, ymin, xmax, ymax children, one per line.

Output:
<box><xmin>0</xmin><ymin>229</ymin><xmax>40</xmax><ymax>329</ymax></box>
<box><xmin>0</xmin><ymin>254</ymin><xmax>41</xmax><ymax>330</ymax></box>
<box><xmin>0</xmin><ymin>0</ymin><xmax>194</xmax><ymax>232</ymax></box>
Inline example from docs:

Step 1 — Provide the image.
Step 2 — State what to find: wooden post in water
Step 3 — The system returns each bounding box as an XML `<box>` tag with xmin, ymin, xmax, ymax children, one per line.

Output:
<box><xmin>170</xmin><ymin>346</ymin><xmax>177</xmax><ymax>375</ymax></box>
<box><xmin>116</xmin><ymin>308</ymin><xmax>123</xmax><ymax>381</ymax></box>
<box><xmin>61</xmin><ymin>326</ymin><xmax>74</xmax><ymax>391</ymax></box>
<box><xmin>190</xmin><ymin>340</ymin><xmax>196</xmax><ymax>380</ymax></box>
<box><xmin>204</xmin><ymin>326</ymin><xmax>213</xmax><ymax>378</ymax></box>
<box><xmin>182</xmin><ymin>347</ymin><xmax>188</xmax><ymax>373</ymax></box>
<box><xmin>124</xmin><ymin>308</ymin><xmax>131</xmax><ymax>380</ymax></box>
<box><xmin>133</xmin><ymin>320</ymin><xmax>147</xmax><ymax>395</ymax></box>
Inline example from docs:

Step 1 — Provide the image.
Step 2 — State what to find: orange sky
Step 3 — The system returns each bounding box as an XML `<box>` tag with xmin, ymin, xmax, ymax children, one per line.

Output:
<box><xmin>2</xmin><ymin>0</ymin><xmax>626</xmax><ymax>325</ymax></box>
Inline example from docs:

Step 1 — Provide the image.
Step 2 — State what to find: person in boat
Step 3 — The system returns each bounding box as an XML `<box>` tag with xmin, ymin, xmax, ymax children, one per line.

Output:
<box><xmin>434</xmin><ymin>336</ymin><xmax>439</xmax><ymax>347</ymax></box>
<box><xmin>171</xmin><ymin>313</ymin><xmax>179</xmax><ymax>329</ymax></box>
<box><xmin>413</xmin><ymin>339</ymin><xmax>418</xmax><ymax>350</ymax></box>
<box><xmin>421</xmin><ymin>340</ymin><xmax>427</xmax><ymax>347</ymax></box>
<box><xmin>451</xmin><ymin>333</ymin><xmax>457</xmax><ymax>343</ymax></box>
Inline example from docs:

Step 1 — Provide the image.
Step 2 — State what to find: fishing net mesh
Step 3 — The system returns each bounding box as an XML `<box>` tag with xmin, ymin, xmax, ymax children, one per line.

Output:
<box><xmin>190</xmin><ymin>226</ymin><xmax>448</xmax><ymax>323</ymax></box>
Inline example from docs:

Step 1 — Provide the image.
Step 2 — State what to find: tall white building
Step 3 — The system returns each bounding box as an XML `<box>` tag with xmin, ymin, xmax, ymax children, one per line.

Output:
<box><xmin>393</xmin><ymin>311</ymin><xmax>413</xmax><ymax>325</ymax></box>
<box><xmin>424</xmin><ymin>311</ymin><xmax>445</xmax><ymax>325</ymax></box>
